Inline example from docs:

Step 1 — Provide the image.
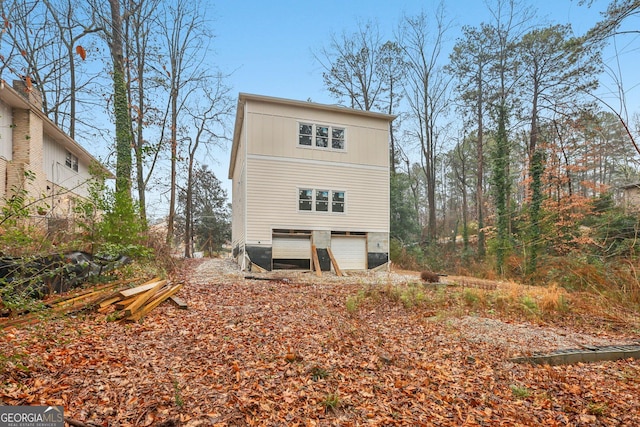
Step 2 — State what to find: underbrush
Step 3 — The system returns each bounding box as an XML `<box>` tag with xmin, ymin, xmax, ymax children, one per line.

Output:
<box><xmin>391</xmin><ymin>238</ymin><xmax>640</xmax><ymax>312</ymax></box>
<box><xmin>345</xmin><ymin>282</ymin><xmax>638</xmax><ymax>329</ymax></box>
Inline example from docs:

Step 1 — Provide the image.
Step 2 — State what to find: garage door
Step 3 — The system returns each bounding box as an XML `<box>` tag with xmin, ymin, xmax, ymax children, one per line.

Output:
<box><xmin>331</xmin><ymin>236</ymin><xmax>367</xmax><ymax>270</ymax></box>
<box><xmin>272</xmin><ymin>236</ymin><xmax>311</xmax><ymax>259</ymax></box>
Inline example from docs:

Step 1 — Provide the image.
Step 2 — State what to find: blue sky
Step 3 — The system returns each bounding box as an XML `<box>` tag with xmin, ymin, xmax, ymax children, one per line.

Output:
<box><xmin>211</xmin><ymin>0</ymin><xmax>621</xmax><ymax>105</ymax></box>
<box><xmin>197</xmin><ymin>1</ymin><xmax>637</xmax><ymax>190</ymax></box>
<box><xmin>145</xmin><ymin>0</ymin><xmax>639</xmax><ymax>218</ymax></box>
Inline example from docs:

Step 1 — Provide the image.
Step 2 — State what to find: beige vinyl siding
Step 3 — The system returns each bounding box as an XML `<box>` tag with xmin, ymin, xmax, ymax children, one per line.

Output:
<box><xmin>245</xmin><ymin>156</ymin><xmax>389</xmax><ymax>244</ymax></box>
<box><xmin>244</xmin><ymin>104</ymin><xmax>388</xmax><ymax>168</ymax></box>
<box><xmin>43</xmin><ymin>134</ymin><xmax>92</xmax><ymax>199</ymax></box>
<box><xmin>231</xmin><ymin>120</ymin><xmax>247</xmax><ymax>249</ymax></box>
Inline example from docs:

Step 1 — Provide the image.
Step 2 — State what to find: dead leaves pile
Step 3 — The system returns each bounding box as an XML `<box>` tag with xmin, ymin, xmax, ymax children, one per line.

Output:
<box><xmin>1</xmin><ymin>258</ymin><xmax>639</xmax><ymax>426</ymax></box>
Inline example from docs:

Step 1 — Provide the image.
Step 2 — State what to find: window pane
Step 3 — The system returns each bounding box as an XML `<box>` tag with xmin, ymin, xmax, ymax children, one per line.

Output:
<box><xmin>331</xmin><ymin>127</ymin><xmax>345</xmax><ymax>149</ymax></box>
<box><xmin>299</xmin><ymin>123</ymin><xmax>313</xmax><ymax>135</ymax></box>
<box><xmin>65</xmin><ymin>152</ymin><xmax>72</xmax><ymax>168</ymax></box>
<box><xmin>316</xmin><ymin>136</ymin><xmax>328</xmax><ymax>147</ymax></box>
<box><xmin>332</xmin><ymin>191</ymin><xmax>344</xmax><ymax>212</ymax></box>
<box><xmin>299</xmin><ymin>189</ymin><xmax>312</xmax><ymax>200</ymax></box>
<box><xmin>316</xmin><ymin>125</ymin><xmax>329</xmax><ymax>147</ymax></box>
<box><xmin>299</xmin><ymin>123</ymin><xmax>313</xmax><ymax>146</ymax></box>
<box><xmin>316</xmin><ymin>126</ymin><xmax>328</xmax><ymax>137</ymax></box>
<box><xmin>299</xmin><ymin>135</ymin><xmax>312</xmax><ymax>146</ymax></box>
<box><xmin>299</xmin><ymin>189</ymin><xmax>312</xmax><ymax>211</ymax></box>
<box><xmin>299</xmin><ymin>200</ymin><xmax>312</xmax><ymax>211</ymax></box>
<box><xmin>316</xmin><ymin>190</ymin><xmax>329</xmax><ymax>212</ymax></box>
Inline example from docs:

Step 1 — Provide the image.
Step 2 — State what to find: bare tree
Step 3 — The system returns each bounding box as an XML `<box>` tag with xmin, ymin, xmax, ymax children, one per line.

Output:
<box><xmin>158</xmin><ymin>0</ymin><xmax>213</xmax><ymax>244</ymax></box>
<box><xmin>399</xmin><ymin>5</ymin><xmax>452</xmax><ymax>244</ymax></box>
<box><xmin>182</xmin><ymin>75</ymin><xmax>233</xmax><ymax>257</ymax></box>
<box><xmin>0</xmin><ymin>0</ymin><xmax>102</xmax><ymax>137</ymax></box>
<box><xmin>448</xmin><ymin>24</ymin><xmax>494</xmax><ymax>257</ymax></box>
<box><xmin>315</xmin><ymin>20</ymin><xmax>387</xmax><ymax>111</ymax></box>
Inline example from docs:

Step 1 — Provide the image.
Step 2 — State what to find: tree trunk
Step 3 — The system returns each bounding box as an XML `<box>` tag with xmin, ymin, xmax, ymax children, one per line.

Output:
<box><xmin>109</xmin><ymin>0</ymin><xmax>132</xmax><ymax>196</ymax></box>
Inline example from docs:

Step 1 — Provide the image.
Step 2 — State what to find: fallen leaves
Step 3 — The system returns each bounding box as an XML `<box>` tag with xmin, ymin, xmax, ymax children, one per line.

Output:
<box><xmin>0</xmin><ymin>258</ymin><xmax>639</xmax><ymax>426</ymax></box>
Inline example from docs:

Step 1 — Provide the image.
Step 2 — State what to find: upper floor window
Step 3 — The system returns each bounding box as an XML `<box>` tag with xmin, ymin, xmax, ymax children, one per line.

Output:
<box><xmin>65</xmin><ymin>151</ymin><xmax>78</xmax><ymax>172</ymax></box>
<box><xmin>298</xmin><ymin>123</ymin><xmax>345</xmax><ymax>150</ymax></box>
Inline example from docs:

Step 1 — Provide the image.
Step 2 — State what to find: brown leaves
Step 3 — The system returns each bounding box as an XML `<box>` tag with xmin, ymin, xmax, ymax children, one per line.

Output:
<box><xmin>0</xmin><ymin>258</ymin><xmax>639</xmax><ymax>426</ymax></box>
<box><xmin>75</xmin><ymin>45</ymin><xmax>86</xmax><ymax>60</ymax></box>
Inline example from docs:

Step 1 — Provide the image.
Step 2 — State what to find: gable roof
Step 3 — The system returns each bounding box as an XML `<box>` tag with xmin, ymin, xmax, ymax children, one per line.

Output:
<box><xmin>228</xmin><ymin>93</ymin><xmax>395</xmax><ymax>179</ymax></box>
<box><xmin>0</xmin><ymin>80</ymin><xmax>114</xmax><ymax>179</ymax></box>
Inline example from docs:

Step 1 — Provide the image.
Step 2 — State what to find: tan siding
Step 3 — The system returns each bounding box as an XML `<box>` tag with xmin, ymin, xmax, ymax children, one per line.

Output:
<box><xmin>231</xmin><ymin>119</ymin><xmax>246</xmax><ymax>249</ymax></box>
<box><xmin>245</xmin><ymin>156</ymin><xmax>389</xmax><ymax>244</ymax></box>
<box><xmin>245</xmin><ymin>101</ymin><xmax>389</xmax><ymax>168</ymax></box>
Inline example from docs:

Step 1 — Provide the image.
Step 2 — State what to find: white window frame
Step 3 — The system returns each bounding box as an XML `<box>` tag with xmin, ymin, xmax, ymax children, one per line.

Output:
<box><xmin>65</xmin><ymin>150</ymin><xmax>78</xmax><ymax>172</ymax></box>
<box><xmin>298</xmin><ymin>188</ymin><xmax>346</xmax><ymax>214</ymax></box>
<box><xmin>298</xmin><ymin>122</ymin><xmax>346</xmax><ymax>151</ymax></box>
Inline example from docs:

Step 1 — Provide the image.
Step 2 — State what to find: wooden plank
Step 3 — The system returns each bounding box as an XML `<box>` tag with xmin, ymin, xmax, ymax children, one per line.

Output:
<box><xmin>168</xmin><ymin>296</ymin><xmax>188</xmax><ymax>309</ymax></box>
<box><xmin>118</xmin><ymin>277</ymin><xmax>162</xmax><ymax>298</ymax></box>
<box><xmin>46</xmin><ymin>277</ymin><xmax>140</xmax><ymax>306</ymax></box>
<box><xmin>124</xmin><ymin>284</ymin><xmax>183</xmax><ymax>322</ymax></box>
<box><xmin>123</xmin><ymin>280</ymin><xmax>167</xmax><ymax>316</ymax></box>
<box><xmin>114</xmin><ymin>296</ymin><xmax>139</xmax><ymax>310</ymax></box>
<box><xmin>97</xmin><ymin>295</ymin><xmax>123</xmax><ymax>308</ymax></box>
<box><xmin>54</xmin><ymin>290</ymin><xmax>103</xmax><ymax>307</ymax></box>
<box><xmin>251</xmin><ymin>263</ymin><xmax>267</xmax><ymax>273</ymax></box>
<box><xmin>326</xmin><ymin>248</ymin><xmax>343</xmax><ymax>277</ymax></box>
<box><xmin>311</xmin><ymin>245</ymin><xmax>322</xmax><ymax>277</ymax></box>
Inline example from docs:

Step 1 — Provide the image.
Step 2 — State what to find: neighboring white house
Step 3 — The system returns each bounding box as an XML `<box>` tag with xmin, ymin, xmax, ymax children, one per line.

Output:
<box><xmin>228</xmin><ymin>93</ymin><xmax>394</xmax><ymax>272</ymax></box>
<box><xmin>0</xmin><ymin>79</ymin><xmax>111</xmax><ymax>230</ymax></box>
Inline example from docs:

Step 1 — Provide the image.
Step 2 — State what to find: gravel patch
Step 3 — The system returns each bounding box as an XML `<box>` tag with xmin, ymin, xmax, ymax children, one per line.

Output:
<box><xmin>448</xmin><ymin>316</ymin><xmax>638</xmax><ymax>355</ymax></box>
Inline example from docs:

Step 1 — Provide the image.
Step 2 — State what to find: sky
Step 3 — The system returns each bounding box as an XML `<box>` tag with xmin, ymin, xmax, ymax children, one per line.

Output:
<box><xmin>141</xmin><ymin>0</ymin><xmax>640</xmax><ymax>219</ymax></box>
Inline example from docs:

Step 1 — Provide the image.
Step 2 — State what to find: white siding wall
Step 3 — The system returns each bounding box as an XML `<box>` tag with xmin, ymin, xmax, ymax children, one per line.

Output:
<box><xmin>42</xmin><ymin>134</ymin><xmax>92</xmax><ymax>198</ymax></box>
<box><xmin>231</xmin><ymin>112</ymin><xmax>247</xmax><ymax>250</ymax></box>
<box><xmin>245</xmin><ymin>155</ymin><xmax>389</xmax><ymax>244</ymax></box>
<box><xmin>0</xmin><ymin>100</ymin><xmax>12</xmax><ymax>160</ymax></box>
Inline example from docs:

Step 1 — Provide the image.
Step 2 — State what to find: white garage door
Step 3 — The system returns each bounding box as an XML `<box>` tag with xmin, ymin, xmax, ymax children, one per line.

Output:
<box><xmin>272</xmin><ymin>236</ymin><xmax>311</xmax><ymax>259</ymax></box>
<box><xmin>331</xmin><ymin>236</ymin><xmax>367</xmax><ymax>270</ymax></box>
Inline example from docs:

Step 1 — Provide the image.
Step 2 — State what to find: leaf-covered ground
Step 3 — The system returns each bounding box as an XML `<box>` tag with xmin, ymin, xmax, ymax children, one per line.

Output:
<box><xmin>1</xmin><ymin>258</ymin><xmax>639</xmax><ymax>426</ymax></box>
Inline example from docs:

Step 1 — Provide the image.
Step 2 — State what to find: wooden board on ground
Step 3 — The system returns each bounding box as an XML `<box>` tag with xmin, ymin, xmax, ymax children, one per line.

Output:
<box><xmin>251</xmin><ymin>263</ymin><xmax>267</xmax><ymax>273</ymax></box>
<box><xmin>125</xmin><ymin>283</ymin><xmax>184</xmax><ymax>322</ymax></box>
<box><xmin>124</xmin><ymin>280</ymin><xmax>167</xmax><ymax>316</ymax></box>
<box><xmin>311</xmin><ymin>245</ymin><xmax>322</xmax><ymax>277</ymax></box>
<box><xmin>169</xmin><ymin>296</ymin><xmax>188</xmax><ymax>309</ymax></box>
<box><xmin>326</xmin><ymin>248</ymin><xmax>343</xmax><ymax>277</ymax></box>
<box><xmin>118</xmin><ymin>277</ymin><xmax>163</xmax><ymax>298</ymax></box>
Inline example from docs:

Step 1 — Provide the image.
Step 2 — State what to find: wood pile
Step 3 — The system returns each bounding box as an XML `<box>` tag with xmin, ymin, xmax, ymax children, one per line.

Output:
<box><xmin>0</xmin><ymin>277</ymin><xmax>186</xmax><ymax>329</ymax></box>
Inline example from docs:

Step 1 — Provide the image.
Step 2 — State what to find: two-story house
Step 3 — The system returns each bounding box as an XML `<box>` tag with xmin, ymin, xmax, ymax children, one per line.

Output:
<box><xmin>0</xmin><ymin>79</ymin><xmax>111</xmax><ymax>230</ymax></box>
<box><xmin>229</xmin><ymin>93</ymin><xmax>394</xmax><ymax>272</ymax></box>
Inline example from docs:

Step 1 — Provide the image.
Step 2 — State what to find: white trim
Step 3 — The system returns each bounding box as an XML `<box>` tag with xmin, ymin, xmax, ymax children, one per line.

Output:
<box><xmin>297</xmin><ymin>121</ymin><xmax>347</xmax><ymax>152</ymax></box>
<box><xmin>242</xmin><ymin>101</ymin><xmax>248</xmax><ymax>271</ymax></box>
<box><xmin>248</xmin><ymin>153</ymin><xmax>387</xmax><ymax>172</ymax></box>
<box><xmin>296</xmin><ymin>186</ymin><xmax>347</xmax><ymax>214</ymax></box>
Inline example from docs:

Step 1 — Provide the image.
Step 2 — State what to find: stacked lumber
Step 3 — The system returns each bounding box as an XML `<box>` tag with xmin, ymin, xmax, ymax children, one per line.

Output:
<box><xmin>95</xmin><ymin>277</ymin><xmax>185</xmax><ymax>322</ymax></box>
<box><xmin>0</xmin><ymin>277</ymin><xmax>186</xmax><ymax>329</ymax></box>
